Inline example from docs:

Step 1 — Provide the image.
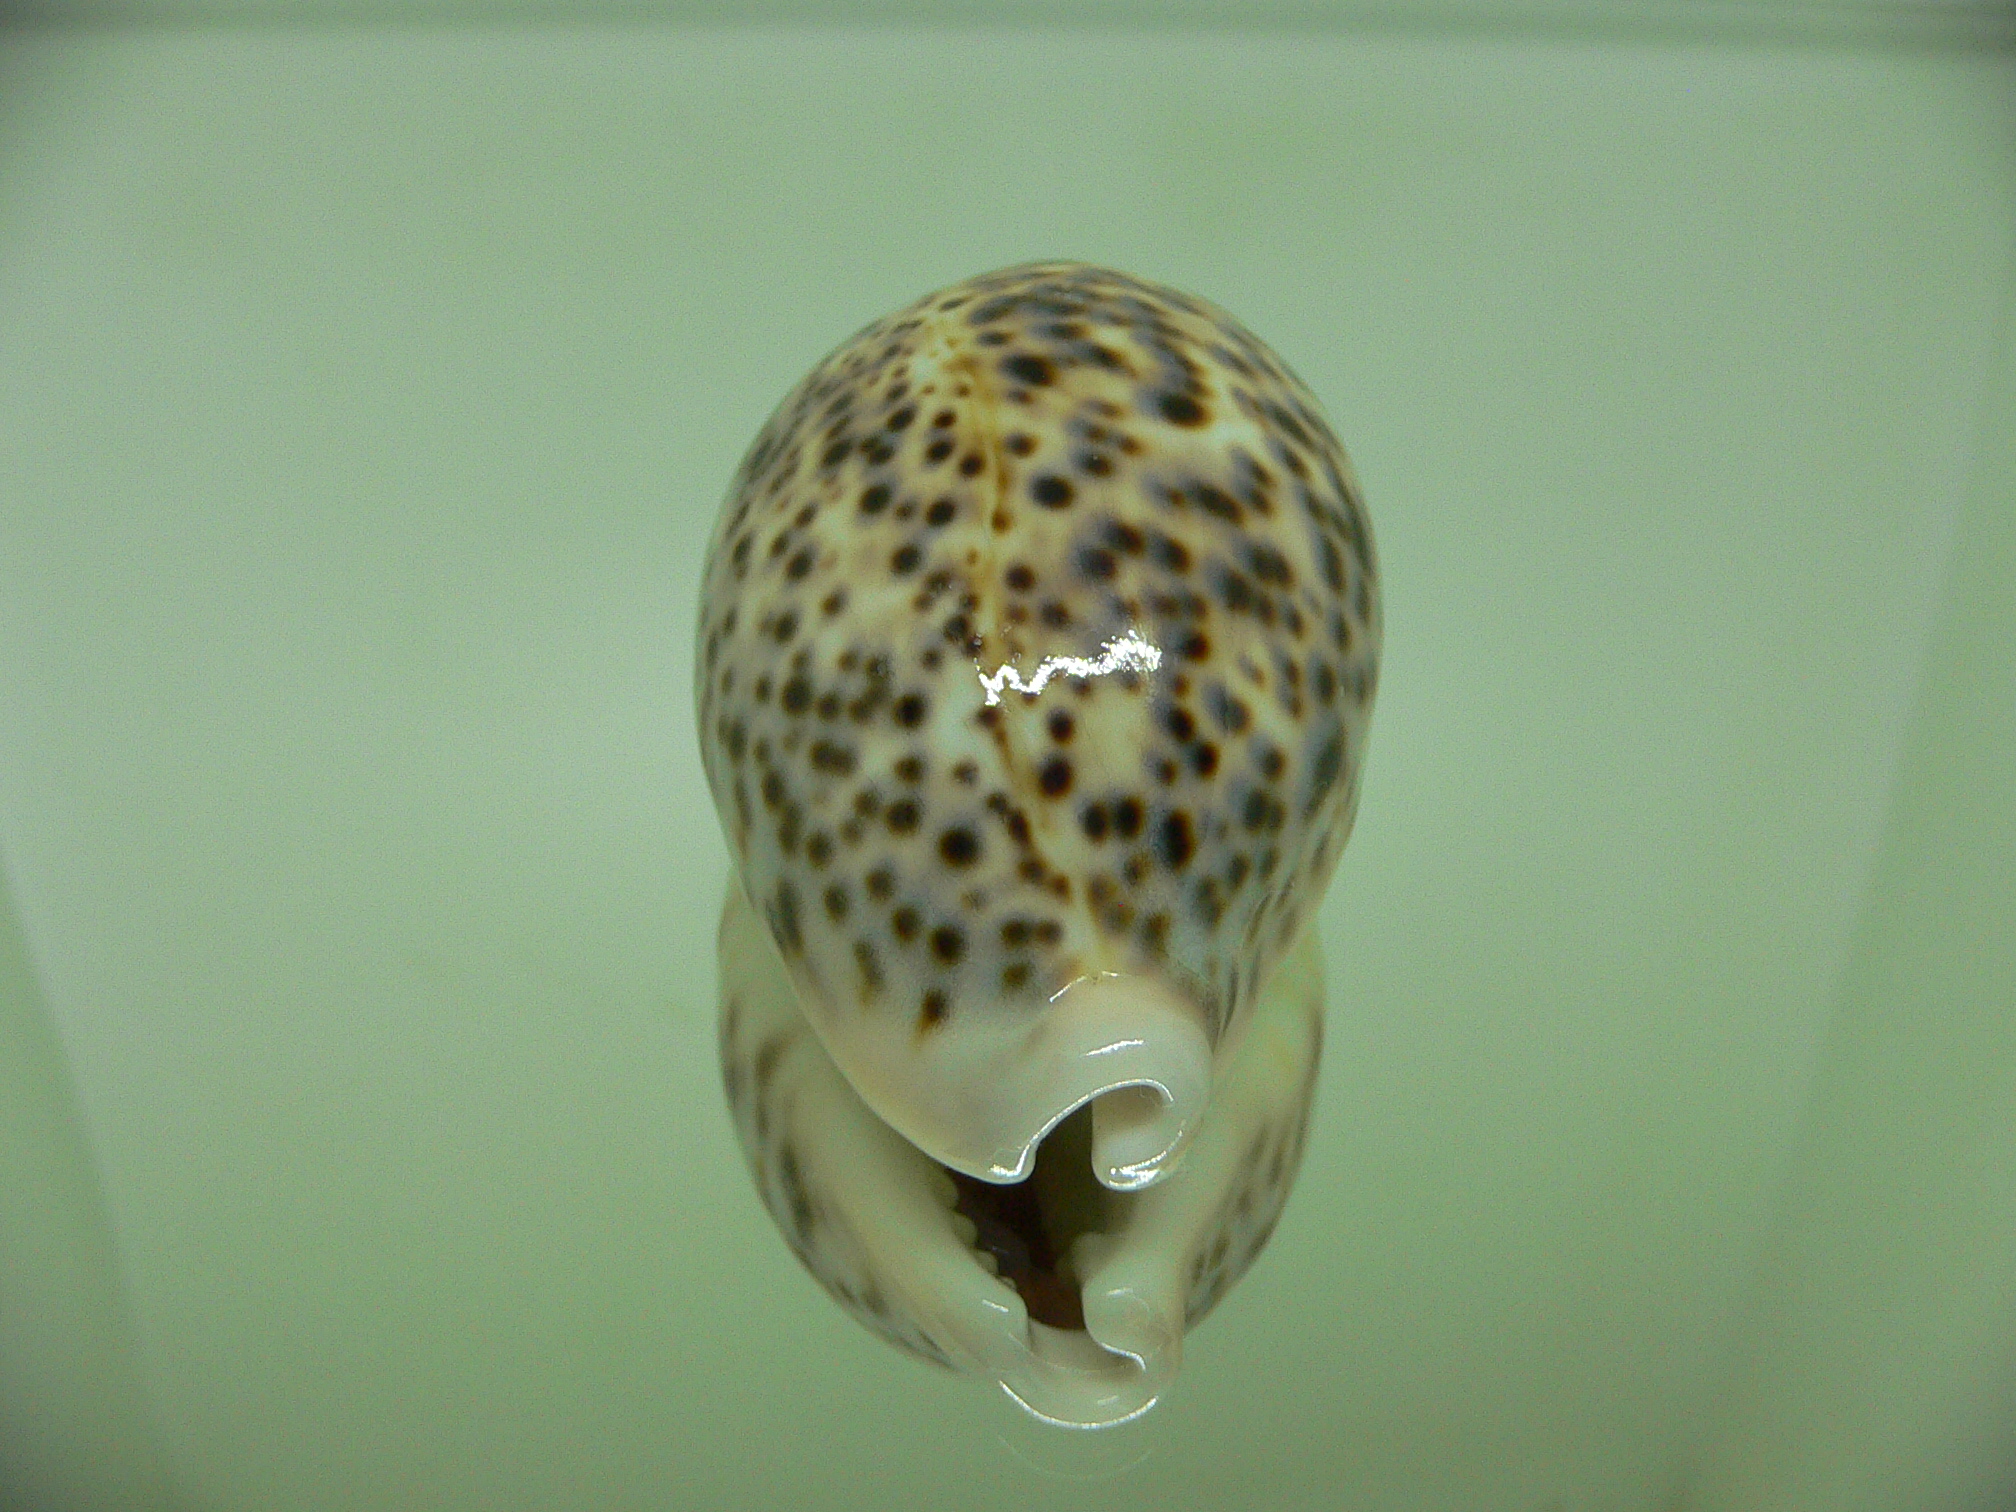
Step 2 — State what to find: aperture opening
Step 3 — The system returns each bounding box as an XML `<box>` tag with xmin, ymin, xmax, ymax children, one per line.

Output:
<box><xmin>947</xmin><ymin>1100</ymin><xmax>1112</xmax><ymax>1331</ymax></box>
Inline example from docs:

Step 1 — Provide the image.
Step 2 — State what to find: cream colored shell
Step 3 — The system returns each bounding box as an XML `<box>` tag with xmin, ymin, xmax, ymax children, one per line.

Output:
<box><xmin>698</xmin><ymin>264</ymin><xmax>1379</xmax><ymax>1425</ymax></box>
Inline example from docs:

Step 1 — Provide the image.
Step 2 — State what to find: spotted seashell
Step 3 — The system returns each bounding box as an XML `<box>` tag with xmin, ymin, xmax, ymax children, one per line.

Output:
<box><xmin>698</xmin><ymin>263</ymin><xmax>1379</xmax><ymax>1425</ymax></box>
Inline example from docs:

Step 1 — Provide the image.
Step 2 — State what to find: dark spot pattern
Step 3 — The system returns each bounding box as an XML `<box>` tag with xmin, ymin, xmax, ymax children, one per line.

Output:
<box><xmin>697</xmin><ymin>258</ymin><xmax>1379</xmax><ymax>1130</ymax></box>
<box><xmin>705</xmin><ymin>260</ymin><xmax>1370</xmax><ymax>1387</ymax></box>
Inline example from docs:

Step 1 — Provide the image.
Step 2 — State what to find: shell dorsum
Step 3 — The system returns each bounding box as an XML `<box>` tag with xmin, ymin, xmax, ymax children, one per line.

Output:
<box><xmin>699</xmin><ymin>263</ymin><xmax>1379</xmax><ymax>1423</ymax></box>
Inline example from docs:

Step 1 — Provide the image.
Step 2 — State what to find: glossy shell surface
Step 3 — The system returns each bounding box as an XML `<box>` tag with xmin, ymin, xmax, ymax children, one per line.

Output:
<box><xmin>697</xmin><ymin>263</ymin><xmax>1379</xmax><ymax>1425</ymax></box>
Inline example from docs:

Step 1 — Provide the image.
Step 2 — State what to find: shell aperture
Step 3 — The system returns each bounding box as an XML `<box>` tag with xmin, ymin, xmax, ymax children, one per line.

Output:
<box><xmin>698</xmin><ymin>263</ymin><xmax>1379</xmax><ymax>1425</ymax></box>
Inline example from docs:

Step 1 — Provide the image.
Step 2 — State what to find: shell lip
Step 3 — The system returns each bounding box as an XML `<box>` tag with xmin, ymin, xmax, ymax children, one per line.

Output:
<box><xmin>982</xmin><ymin>1074</ymin><xmax>1188</xmax><ymax>1193</ymax></box>
<box><xmin>823</xmin><ymin>966</ymin><xmax>1215</xmax><ymax>1198</ymax></box>
<box><xmin>997</xmin><ymin>1358</ymin><xmax>1165</xmax><ymax>1431</ymax></box>
<box><xmin>716</xmin><ymin>880</ymin><xmax>1332</xmax><ymax>1433</ymax></box>
<box><xmin>965</xmin><ymin>1300</ymin><xmax>1181</xmax><ymax>1431</ymax></box>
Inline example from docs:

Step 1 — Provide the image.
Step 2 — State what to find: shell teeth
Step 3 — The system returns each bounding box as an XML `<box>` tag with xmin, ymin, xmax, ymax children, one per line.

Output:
<box><xmin>929</xmin><ymin>1167</ymin><xmax>958</xmax><ymax>1209</ymax></box>
<box><xmin>1070</xmin><ymin>1230</ymin><xmax>1116</xmax><ymax>1280</ymax></box>
<box><xmin>943</xmin><ymin>1206</ymin><xmax>1005</xmax><ymax>1279</ymax></box>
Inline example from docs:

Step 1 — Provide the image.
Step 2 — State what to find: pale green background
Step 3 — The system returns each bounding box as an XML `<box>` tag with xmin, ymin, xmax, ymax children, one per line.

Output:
<box><xmin>1</xmin><ymin>8</ymin><xmax>2012</xmax><ymax>1511</ymax></box>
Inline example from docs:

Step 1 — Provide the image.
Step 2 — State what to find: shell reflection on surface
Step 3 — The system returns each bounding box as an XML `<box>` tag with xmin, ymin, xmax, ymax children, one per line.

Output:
<box><xmin>698</xmin><ymin>264</ymin><xmax>1379</xmax><ymax>1427</ymax></box>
